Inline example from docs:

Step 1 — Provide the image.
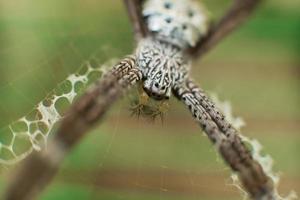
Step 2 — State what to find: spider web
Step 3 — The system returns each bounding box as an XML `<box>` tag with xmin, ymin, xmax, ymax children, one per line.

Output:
<box><xmin>0</xmin><ymin>0</ymin><xmax>128</xmax><ymax>166</ymax></box>
<box><xmin>0</xmin><ymin>56</ymin><xmax>113</xmax><ymax>165</ymax></box>
<box><xmin>0</xmin><ymin>1</ymin><xmax>298</xmax><ymax>200</ymax></box>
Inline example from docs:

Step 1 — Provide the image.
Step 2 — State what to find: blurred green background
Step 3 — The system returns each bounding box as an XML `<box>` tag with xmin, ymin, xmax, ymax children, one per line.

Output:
<box><xmin>0</xmin><ymin>0</ymin><xmax>299</xmax><ymax>199</ymax></box>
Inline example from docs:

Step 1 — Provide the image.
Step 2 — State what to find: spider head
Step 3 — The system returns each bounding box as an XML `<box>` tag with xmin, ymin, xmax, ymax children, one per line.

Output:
<box><xmin>143</xmin><ymin>66</ymin><xmax>172</xmax><ymax>100</ymax></box>
<box><xmin>143</xmin><ymin>0</ymin><xmax>209</xmax><ymax>49</ymax></box>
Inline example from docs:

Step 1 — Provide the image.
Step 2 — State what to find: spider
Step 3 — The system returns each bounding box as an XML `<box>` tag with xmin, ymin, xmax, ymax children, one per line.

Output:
<box><xmin>4</xmin><ymin>0</ymin><xmax>280</xmax><ymax>200</ymax></box>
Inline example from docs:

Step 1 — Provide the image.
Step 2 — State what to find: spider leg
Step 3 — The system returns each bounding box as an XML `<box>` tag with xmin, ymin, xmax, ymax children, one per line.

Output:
<box><xmin>130</xmin><ymin>83</ymin><xmax>150</xmax><ymax>118</ymax></box>
<box><xmin>190</xmin><ymin>0</ymin><xmax>261</xmax><ymax>58</ymax></box>
<box><xmin>4</xmin><ymin>56</ymin><xmax>143</xmax><ymax>200</ymax></box>
<box><xmin>185</xmin><ymin>79</ymin><xmax>236</xmax><ymax>137</ymax></box>
<box><xmin>150</xmin><ymin>100</ymin><xmax>169</xmax><ymax>123</ymax></box>
<box><xmin>173</xmin><ymin>80</ymin><xmax>275</xmax><ymax>200</ymax></box>
<box><xmin>123</xmin><ymin>0</ymin><xmax>148</xmax><ymax>40</ymax></box>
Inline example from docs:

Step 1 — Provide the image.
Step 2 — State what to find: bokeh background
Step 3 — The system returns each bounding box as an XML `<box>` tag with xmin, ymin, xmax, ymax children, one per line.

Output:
<box><xmin>0</xmin><ymin>0</ymin><xmax>299</xmax><ymax>199</ymax></box>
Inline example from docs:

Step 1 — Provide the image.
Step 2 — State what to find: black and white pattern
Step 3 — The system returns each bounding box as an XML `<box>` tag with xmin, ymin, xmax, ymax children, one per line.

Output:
<box><xmin>134</xmin><ymin>0</ymin><xmax>208</xmax><ymax>100</ymax></box>
<box><xmin>136</xmin><ymin>38</ymin><xmax>189</xmax><ymax>100</ymax></box>
<box><xmin>143</xmin><ymin>0</ymin><xmax>209</xmax><ymax>48</ymax></box>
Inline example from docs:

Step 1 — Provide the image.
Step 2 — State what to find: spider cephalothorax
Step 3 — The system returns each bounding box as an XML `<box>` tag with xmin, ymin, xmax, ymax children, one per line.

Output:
<box><xmin>136</xmin><ymin>38</ymin><xmax>189</xmax><ymax>100</ymax></box>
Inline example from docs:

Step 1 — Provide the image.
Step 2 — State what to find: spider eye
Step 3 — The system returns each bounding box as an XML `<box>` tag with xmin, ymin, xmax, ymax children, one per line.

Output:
<box><xmin>188</xmin><ymin>10</ymin><xmax>194</xmax><ymax>18</ymax></box>
<box><xmin>164</xmin><ymin>2</ymin><xmax>172</xmax><ymax>9</ymax></box>
<box><xmin>165</xmin><ymin>18</ymin><xmax>172</xmax><ymax>23</ymax></box>
<box><xmin>182</xmin><ymin>24</ymin><xmax>187</xmax><ymax>30</ymax></box>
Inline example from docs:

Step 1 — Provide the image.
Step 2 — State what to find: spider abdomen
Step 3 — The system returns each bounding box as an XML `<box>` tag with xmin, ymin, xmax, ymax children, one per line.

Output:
<box><xmin>143</xmin><ymin>0</ymin><xmax>209</xmax><ymax>48</ymax></box>
<box><xmin>136</xmin><ymin>38</ymin><xmax>190</xmax><ymax>100</ymax></box>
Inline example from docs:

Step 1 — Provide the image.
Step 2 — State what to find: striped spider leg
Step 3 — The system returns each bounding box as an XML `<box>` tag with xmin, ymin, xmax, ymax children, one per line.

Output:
<box><xmin>5</xmin><ymin>56</ymin><xmax>142</xmax><ymax>200</ymax></box>
<box><xmin>173</xmin><ymin>80</ymin><xmax>275</xmax><ymax>199</ymax></box>
<box><xmin>54</xmin><ymin>56</ymin><xmax>142</xmax><ymax>148</ymax></box>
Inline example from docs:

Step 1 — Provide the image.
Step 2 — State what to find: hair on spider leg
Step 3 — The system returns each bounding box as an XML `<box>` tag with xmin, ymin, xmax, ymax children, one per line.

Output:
<box><xmin>129</xmin><ymin>97</ymin><xmax>169</xmax><ymax>123</ymax></box>
<box><xmin>127</xmin><ymin>85</ymin><xmax>169</xmax><ymax>123</ymax></box>
<box><xmin>136</xmin><ymin>99</ymin><xmax>169</xmax><ymax>124</ymax></box>
<box><xmin>149</xmin><ymin>107</ymin><xmax>167</xmax><ymax>124</ymax></box>
<box><xmin>128</xmin><ymin>83</ymin><xmax>149</xmax><ymax>118</ymax></box>
<box><xmin>129</xmin><ymin>100</ymin><xmax>152</xmax><ymax>118</ymax></box>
